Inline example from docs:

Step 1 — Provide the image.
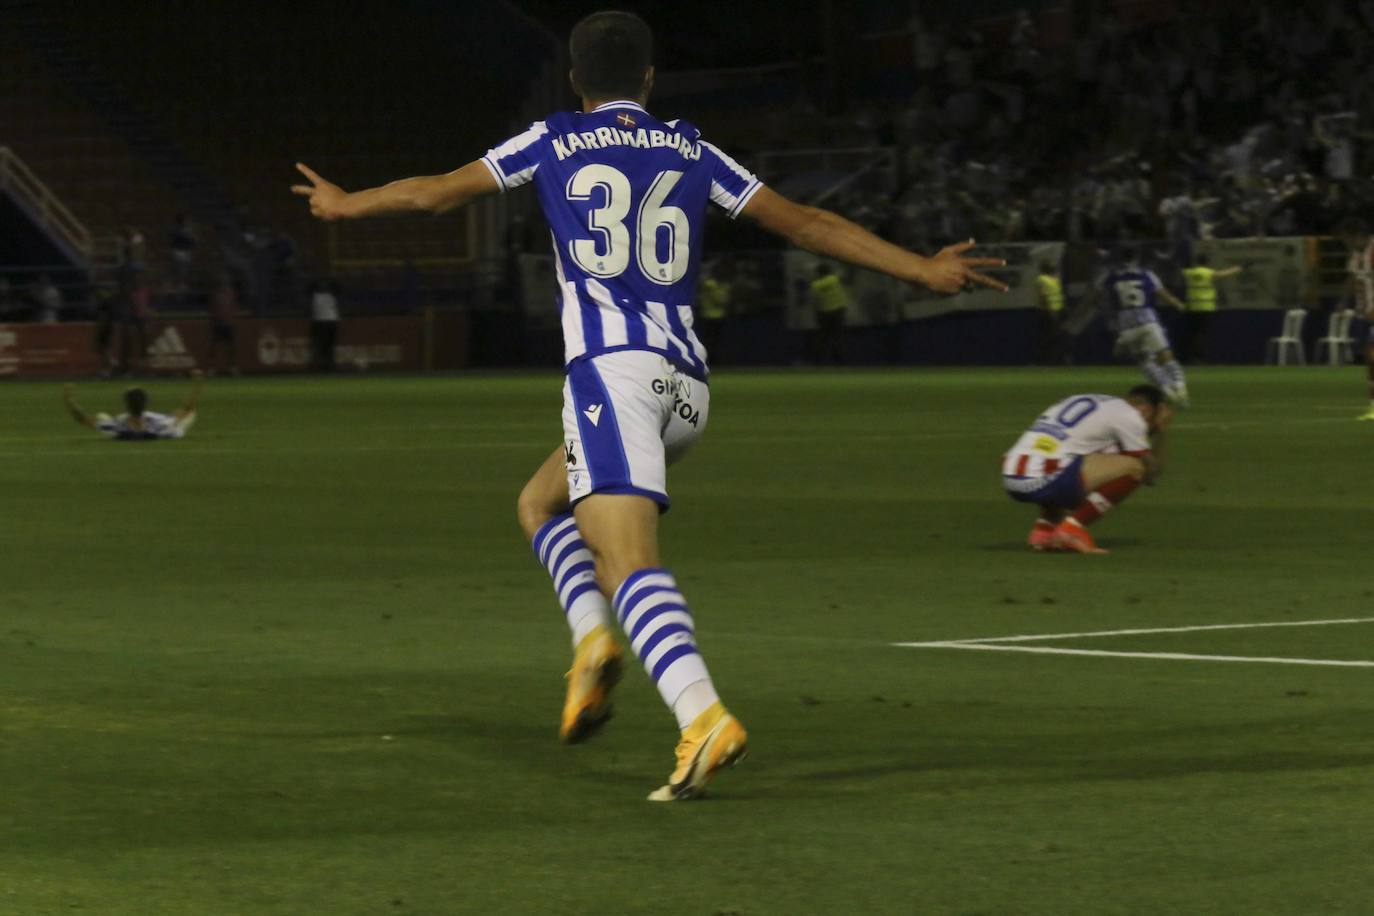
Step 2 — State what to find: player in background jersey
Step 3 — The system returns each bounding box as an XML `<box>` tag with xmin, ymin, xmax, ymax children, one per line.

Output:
<box><xmin>1100</xmin><ymin>249</ymin><xmax>1190</xmax><ymax>407</ymax></box>
<box><xmin>1338</xmin><ymin>219</ymin><xmax>1374</xmax><ymax>421</ymax></box>
<box><xmin>1002</xmin><ymin>385</ymin><xmax>1172</xmax><ymax>555</ymax></box>
<box><xmin>291</xmin><ymin>10</ymin><xmax>1006</xmax><ymax>800</ymax></box>
<box><xmin>63</xmin><ymin>370</ymin><xmax>203</xmax><ymax>441</ymax></box>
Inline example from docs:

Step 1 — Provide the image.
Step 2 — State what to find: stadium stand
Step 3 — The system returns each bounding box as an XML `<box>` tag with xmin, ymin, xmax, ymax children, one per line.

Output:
<box><xmin>13</xmin><ymin>1</ymin><xmax>555</xmax><ymax>273</ymax></box>
<box><xmin>0</xmin><ymin>26</ymin><xmax>185</xmax><ymax>274</ymax></box>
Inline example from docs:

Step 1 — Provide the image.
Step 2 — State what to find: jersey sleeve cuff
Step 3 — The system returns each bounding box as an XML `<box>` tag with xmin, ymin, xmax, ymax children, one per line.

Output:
<box><xmin>727</xmin><ymin>179</ymin><xmax>763</xmax><ymax>220</ymax></box>
<box><xmin>479</xmin><ymin>156</ymin><xmax>508</xmax><ymax>193</ymax></box>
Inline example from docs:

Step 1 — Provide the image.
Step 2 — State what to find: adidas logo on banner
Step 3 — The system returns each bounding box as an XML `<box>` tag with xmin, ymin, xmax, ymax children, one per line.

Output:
<box><xmin>146</xmin><ymin>326</ymin><xmax>197</xmax><ymax>370</ymax></box>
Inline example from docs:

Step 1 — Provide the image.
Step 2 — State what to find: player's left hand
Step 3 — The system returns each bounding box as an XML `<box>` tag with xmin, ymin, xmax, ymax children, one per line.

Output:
<box><xmin>918</xmin><ymin>240</ymin><xmax>1008</xmax><ymax>295</ymax></box>
<box><xmin>291</xmin><ymin>163</ymin><xmax>350</xmax><ymax>221</ymax></box>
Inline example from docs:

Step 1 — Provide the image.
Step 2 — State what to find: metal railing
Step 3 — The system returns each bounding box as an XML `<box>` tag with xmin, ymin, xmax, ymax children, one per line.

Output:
<box><xmin>0</xmin><ymin>146</ymin><xmax>94</xmax><ymax>260</ymax></box>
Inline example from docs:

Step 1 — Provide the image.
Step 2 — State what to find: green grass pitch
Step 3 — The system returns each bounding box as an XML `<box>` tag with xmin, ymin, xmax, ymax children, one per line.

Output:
<box><xmin>3</xmin><ymin>366</ymin><xmax>1373</xmax><ymax>915</ymax></box>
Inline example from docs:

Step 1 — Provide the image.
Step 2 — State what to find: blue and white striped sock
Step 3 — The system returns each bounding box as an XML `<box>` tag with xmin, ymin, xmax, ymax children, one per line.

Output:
<box><xmin>1162</xmin><ymin>357</ymin><xmax>1186</xmax><ymax>390</ymax></box>
<box><xmin>531</xmin><ymin>513</ymin><xmax>612</xmax><ymax>647</ymax></box>
<box><xmin>614</xmin><ymin>568</ymin><xmax>719</xmax><ymax>729</ymax></box>
<box><xmin>1139</xmin><ymin>358</ymin><xmax>1171</xmax><ymax>391</ymax></box>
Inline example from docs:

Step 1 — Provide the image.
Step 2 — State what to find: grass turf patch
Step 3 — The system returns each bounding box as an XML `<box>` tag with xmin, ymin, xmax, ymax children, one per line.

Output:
<box><xmin>3</xmin><ymin>366</ymin><xmax>1373</xmax><ymax>914</ymax></box>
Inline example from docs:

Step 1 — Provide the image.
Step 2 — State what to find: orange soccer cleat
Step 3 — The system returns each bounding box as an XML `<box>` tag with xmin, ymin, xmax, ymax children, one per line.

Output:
<box><xmin>647</xmin><ymin>702</ymin><xmax>748</xmax><ymax>801</ymax></box>
<box><xmin>1027</xmin><ymin>519</ymin><xmax>1058</xmax><ymax>551</ymax></box>
<box><xmin>1052</xmin><ymin>519</ymin><xmax>1109</xmax><ymax>555</ymax></box>
<box><xmin>559</xmin><ymin>625</ymin><xmax>623</xmax><ymax>744</ymax></box>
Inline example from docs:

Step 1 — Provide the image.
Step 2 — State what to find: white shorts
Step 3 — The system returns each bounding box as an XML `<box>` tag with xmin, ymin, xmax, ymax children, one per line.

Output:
<box><xmin>562</xmin><ymin>350</ymin><xmax>709</xmax><ymax>510</ymax></box>
<box><xmin>1114</xmin><ymin>322</ymin><xmax>1172</xmax><ymax>360</ymax></box>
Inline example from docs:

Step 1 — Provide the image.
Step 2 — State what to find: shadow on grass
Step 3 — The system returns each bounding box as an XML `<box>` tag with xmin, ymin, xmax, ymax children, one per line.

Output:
<box><xmin>787</xmin><ymin>708</ymin><xmax>1374</xmax><ymax>790</ymax></box>
<box><xmin>980</xmin><ymin>537</ymin><xmax>1143</xmax><ymax>552</ymax></box>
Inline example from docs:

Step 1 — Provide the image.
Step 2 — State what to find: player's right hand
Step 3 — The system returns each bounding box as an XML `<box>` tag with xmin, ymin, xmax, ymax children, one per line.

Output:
<box><xmin>291</xmin><ymin>163</ymin><xmax>349</xmax><ymax>221</ymax></box>
<box><xmin>1153</xmin><ymin>403</ymin><xmax>1175</xmax><ymax>432</ymax></box>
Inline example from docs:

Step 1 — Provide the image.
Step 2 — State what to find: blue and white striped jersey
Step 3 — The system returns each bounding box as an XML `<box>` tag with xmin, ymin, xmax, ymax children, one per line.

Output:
<box><xmin>1101</xmin><ymin>268</ymin><xmax>1165</xmax><ymax>331</ymax></box>
<box><xmin>94</xmin><ymin>410</ymin><xmax>190</xmax><ymax>440</ymax></box>
<box><xmin>482</xmin><ymin>100</ymin><xmax>762</xmax><ymax>380</ymax></box>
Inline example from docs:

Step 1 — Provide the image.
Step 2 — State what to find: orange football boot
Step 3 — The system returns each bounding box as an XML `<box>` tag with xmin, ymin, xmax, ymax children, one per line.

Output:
<box><xmin>647</xmin><ymin>702</ymin><xmax>748</xmax><ymax>801</ymax></box>
<box><xmin>559</xmin><ymin>625</ymin><xmax>623</xmax><ymax>744</ymax></box>
<box><xmin>1027</xmin><ymin>519</ymin><xmax>1058</xmax><ymax>551</ymax></box>
<box><xmin>1053</xmin><ymin>519</ymin><xmax>1108</xmax><ymax>554</ymax></box>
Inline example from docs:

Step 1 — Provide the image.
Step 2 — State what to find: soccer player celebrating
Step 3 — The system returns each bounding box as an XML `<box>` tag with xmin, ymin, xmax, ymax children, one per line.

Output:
<box><xmin>292</xmin><ymin>11</ymin><xmax>1005</xmax><ymax>800</ymax></box>
<box><xmin>1002</xmin><ymin>385</ymin><xmax>1172</xmax><ymax>555</ymax></box>
<box><xmin>1101</xmin><ymin>248</ymin><xmax>1190</xmax><ymax>407</ymax></box>
<box><xmin>64</xmin><ymin>370</ymin><xmax>203</xmax><ymax>441</ymax></box>
<box><xmin>1339</xmin><ymin>219</ymin><xmax>1374</xmax><ymax>421</ymax></box>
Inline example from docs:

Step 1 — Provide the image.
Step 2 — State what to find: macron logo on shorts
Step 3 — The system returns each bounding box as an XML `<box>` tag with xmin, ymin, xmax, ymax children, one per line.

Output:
<box><xmin>583</xmin><ymin>404</ymin><xmax>603</xmax><ymax>426</ymax></box>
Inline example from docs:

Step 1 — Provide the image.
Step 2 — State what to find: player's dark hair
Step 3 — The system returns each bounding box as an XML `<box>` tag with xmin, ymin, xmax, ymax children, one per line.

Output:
<box><xmin>569</xmin><ymin>11</ymin><xmax>653</xmax><ymax>101</ymax></box>
<box><xmin>1193</xmin><ymin>252</ymin><xmax>1210</xmax><ymax>266</ymax></box>
<box><xmin>1126</xmin><ymin>384</ymin><xmax>1165</xmax><ymax>408</ymax></box>
<box><xmin>124</xmin><ymin>387</ymin><xmax>148</xmax><ymax>416</ymax></box>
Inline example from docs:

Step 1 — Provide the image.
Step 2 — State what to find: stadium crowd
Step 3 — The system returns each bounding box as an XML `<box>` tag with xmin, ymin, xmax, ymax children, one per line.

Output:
<box><xmin>819</xmin><ymin>0</ymin><xmax>1374</xmax><ymax>253</ymax></box>
<box><xmin>6</xmin><ymin>0</ymin><xmax>1371</xmax><ymax>329</ymax></box>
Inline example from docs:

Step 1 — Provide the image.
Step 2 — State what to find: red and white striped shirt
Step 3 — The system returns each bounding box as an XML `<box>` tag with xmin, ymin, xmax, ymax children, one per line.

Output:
<box><xmin>1002</xmin><ymin>394</ymin><xmax>1151</xmax><ymax>478</ymax></box>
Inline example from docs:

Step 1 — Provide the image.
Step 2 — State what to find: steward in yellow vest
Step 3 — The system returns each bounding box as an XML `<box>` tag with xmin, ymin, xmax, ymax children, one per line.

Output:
<box><xmin>809</xmin><ymin>264</ymin><xmax>849</xmax><ymax>364</ymax></box>
<box><xmin>1181</xmin><ymin>253</ymin><xmax>1240</xmax><ymax>362</ymax></box>
<box><xmin>1035</xmin><ymin>262</ymin><xmax>1066</xmax><ymax>364</ymax></box>
<box><xmin>697</xmin><ymin>264</ymin><xmax>732</xmax><ymax>362</ymax></box>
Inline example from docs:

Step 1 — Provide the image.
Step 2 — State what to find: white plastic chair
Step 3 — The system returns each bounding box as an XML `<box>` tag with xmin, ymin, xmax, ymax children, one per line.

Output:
<box><xmin>1313</xmin><ymin>309</ymin><xmax>1356</xmax><ymax>365</ymax></box>
<box><xmin>1265</xmin><ymin>309</ymin><xmax>1306</xmax><ymax>365</ymax></box>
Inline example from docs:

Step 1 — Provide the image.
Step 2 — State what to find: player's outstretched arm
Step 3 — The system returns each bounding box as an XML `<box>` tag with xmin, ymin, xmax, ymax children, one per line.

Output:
<box><xmin>62</xmin><ymin>384</ymin><xmax>95</xmax><ymax>428</ymax></box>
<box><xmin>175</xmin><ymin>369</ymin><xmax>205</xmax><ymax>420</ymax></box>
<box><xmin>1158</xmin><ymin>288</ymin><xmax>1186</xmax><ymax>309</ymax></box>
<box><xmin>291</xmin><ymin>161</ymin><xmax>499</xmax><ymax>221</ymax></box>
<box><xmin>738</xmin><ymin>186</ymin><xmax>1007</xmax><ymax>295</ymax></box>
<box><xmin>1215</xmin><ymin>266</ymin><xmax>1242</xmax><ymax>279</ymax></box>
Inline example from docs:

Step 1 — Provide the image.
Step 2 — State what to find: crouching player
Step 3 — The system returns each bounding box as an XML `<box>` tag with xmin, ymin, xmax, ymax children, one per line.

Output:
<box><xmin>1002</xmin><ymin>385</ymin><xmax>1172</xmax><ymax>554</ymax></box>
<box><xmin>64</xmin><ymin>370</ymin><xmax>203</xmax><ymax>440</ymax></box>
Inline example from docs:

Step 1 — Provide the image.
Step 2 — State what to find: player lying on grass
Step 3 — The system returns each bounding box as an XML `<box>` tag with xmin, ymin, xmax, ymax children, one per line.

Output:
<box><xmin>292</xmin><ymin>10</ymin><xmax>1006</xmax><ymax>800</ymax></box>
<box><xmin>63</xmin><ymin>370</ymin><xmax>203</xmax><ymax>441</ymax></box>
<box><xmin>1338</xmin><ymin>218</ymin><xmax>1374</xmax><ymax>421</ymax></box>
<box><xmin>1101</xmin><ymin>248</ymin><xmax>1190</xmax><ymax>407</ymax></box>
<box><xmin>1002</xmin><ymin>384</ymin><xmax>1172</xmax><ymax>555</ymax></box>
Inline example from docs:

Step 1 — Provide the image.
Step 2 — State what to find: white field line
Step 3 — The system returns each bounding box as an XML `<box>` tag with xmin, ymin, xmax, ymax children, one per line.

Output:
<box><xmin>894</xmin><ymin>616</ymin><xmax>1374</xmax><ymax>669</ymax></box>
<box><xmin>897</xmin><ymin>616</ymin><xmax>1374</xmax><ymax>647</ymax></box>
<box><xmin>910</xmin><ymin>643</ymin><xmax>1374</xmax><ymax>668</ymax></box>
